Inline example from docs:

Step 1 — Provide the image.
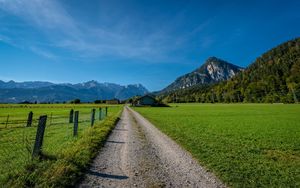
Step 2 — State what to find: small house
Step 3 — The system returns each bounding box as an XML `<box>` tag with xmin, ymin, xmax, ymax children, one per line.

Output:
<box><xmin>133</xmin><ymin>95</ymin><xmax>157</xmax><ymax>106</ymax></box>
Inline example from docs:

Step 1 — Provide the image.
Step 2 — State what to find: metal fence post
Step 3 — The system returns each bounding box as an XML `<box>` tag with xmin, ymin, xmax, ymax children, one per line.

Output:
<box><xmin>91</xmin><ymin>109</ymin><xmax>95</xmax><ymax>126</ymax></box>
<box><xmin>74</xmin><ymin>111</ymin><xmax>79</xmax><ymax>137</ymax></box>
<box><xmin>69</xmin><ymin>109</ymin><xmax>74</xmax><ymax>123</ymax></box>
<box><xmin>32</xmin><ymin>115</ymin><xmax>47</xmax><ymax>158</ymax></box>
<box><xmin>105</xmin><ymin>107</ymin><xmax>108</xmax><ymax>117</ymax></box>
<box><xmin>27</xmin><ymin>111</ymin><xmax>33</xmax><ymax>127</ymax></box>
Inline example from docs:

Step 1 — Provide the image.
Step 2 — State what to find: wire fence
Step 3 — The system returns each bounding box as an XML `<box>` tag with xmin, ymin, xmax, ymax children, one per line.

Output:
<box><xmin>0</xmin><ymin>107</ymin><xmax>109</xmax><ymax>184</ymax></box>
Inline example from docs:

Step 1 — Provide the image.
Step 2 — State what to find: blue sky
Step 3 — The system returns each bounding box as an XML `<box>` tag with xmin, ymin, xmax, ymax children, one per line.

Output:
<box><xmin>0</xmin><ymin>0</ymin><xmax>299</xmax><ymax>91</ymax></box>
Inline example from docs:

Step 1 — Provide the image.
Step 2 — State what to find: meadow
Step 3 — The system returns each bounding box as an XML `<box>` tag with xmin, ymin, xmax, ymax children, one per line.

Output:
<box><xmin>0</xmin><ymin>104</ymin><xmax>122</xmax><ymax>186</ymax></box>
<box><xmin>134</xmin><ymin>104</ymin><xmax>300</xmax><ymax>187</ymax></box>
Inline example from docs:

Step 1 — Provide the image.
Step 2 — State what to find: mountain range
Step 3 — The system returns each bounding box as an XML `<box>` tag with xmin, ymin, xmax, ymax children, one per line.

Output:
<box><xmin>159</xmin><ymin>37</ymin><xmax>300</xmax><ymax>103</ymax></box>
<box><xmin>160</xmin><ymin>57</ymin><xmax>244</xmax><ymax>93</ymax></box>
<box><xmin>1</xmin><ymin>37</ymin><xmax>299</xmax><ymax>104</ymax></box>
<box><xmin>0</xmin><ymin>80</ymin><xmax>148</xmax><ymax>103</ymax></box>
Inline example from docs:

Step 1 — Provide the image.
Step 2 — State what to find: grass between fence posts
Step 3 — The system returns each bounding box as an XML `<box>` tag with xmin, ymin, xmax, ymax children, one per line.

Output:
<box><xmin>6</xmin><ymin>107</ymin><xmax>123</xmax><ymax>187</ymax></box>
<box><xmin>0</xmin><ymin>104</ymin><xmax>117</xmax><ymax>183</ymax></box>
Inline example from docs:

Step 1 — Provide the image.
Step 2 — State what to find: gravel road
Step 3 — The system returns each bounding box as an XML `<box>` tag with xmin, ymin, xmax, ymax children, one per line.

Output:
<box><xmin>79</xmin><ymin>106</ymin><xmax>225</xmax><ymax>188</ymax></box>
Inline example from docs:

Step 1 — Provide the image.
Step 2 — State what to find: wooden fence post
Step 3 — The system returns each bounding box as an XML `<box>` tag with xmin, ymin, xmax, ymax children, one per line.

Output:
<box><xmin>91</xmin><ymin>109</ymin><xmax>95</xmax><ymax>126</ymax></box>
<box><xmin>69</xmin><ymin>109</ymin><xmax>74</xmax><ymax>123</ymax></box>
<box><xmin>27</xmin><ymin>111</ymin><xmax>33</xmax><ymax>127</ymax></box>
<box><xmin>74</xmin><ymin>111</ymin><xmax>79</xmax><ymax>137</ymax></box>
<box><xmin>99</xmin><ymin>107</ymin><xmax>102</xmax><ymax>120</ymax></box>
<box><xmin>32</xmin><ymin>115</ymin><xmax>47</xmax><ymax>158</ymax></box>
<box><xmin>5</xmin><ymin>115</ymin><xmax>9</xmax><ymax>128</ymax></box>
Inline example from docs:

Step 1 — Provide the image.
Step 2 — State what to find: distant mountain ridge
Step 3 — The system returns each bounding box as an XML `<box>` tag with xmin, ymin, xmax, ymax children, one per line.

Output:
<box><xmin>160</xmin><ymin>57</ymin><xmax>244</xmax><ymax>93</ymax></box>
<box><xmin>0</xmin><ymin>80</ymin><xmax>54</xmax><ymax>89</ymax></box>
<box><xmin>0</xmin><ymin>80</ymin><xmax>148</xmax><ymax>103</ymax></box>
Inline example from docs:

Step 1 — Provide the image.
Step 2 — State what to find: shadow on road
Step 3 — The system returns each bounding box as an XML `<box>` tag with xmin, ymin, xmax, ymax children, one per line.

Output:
<box><xmin>88</xmin><ymin>170</ymin><xmax>128</xmax><ymax>180</ymax></box>
<box><xmin>106</xmin><ymin>140</ymin><xmax>126</xmax><ymax>144</ymax></box>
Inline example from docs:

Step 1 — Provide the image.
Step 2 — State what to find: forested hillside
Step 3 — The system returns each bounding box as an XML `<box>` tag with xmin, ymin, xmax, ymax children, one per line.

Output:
<box><xmin>160</xmin><ymin>37</ymin><xmax>300</xmax><ymax>103</ymax></box>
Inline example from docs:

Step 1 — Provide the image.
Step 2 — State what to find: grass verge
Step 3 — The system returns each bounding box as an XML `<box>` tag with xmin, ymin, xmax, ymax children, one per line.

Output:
<box><xmin>7</xmin><ymin>108</ymin><xmax>122</xmax><ymax>187</ymax></box>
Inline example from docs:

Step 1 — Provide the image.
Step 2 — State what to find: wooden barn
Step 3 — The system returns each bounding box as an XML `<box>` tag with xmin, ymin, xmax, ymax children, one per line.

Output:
<box><xmin>133</xmin><ymin>95</ymin><xmax>157</xmax><ymax>106</ymax></box>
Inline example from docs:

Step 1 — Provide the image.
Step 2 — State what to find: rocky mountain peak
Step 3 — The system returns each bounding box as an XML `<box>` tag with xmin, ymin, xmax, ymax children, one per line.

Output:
<box><xmin>160</xmin><ymin>57</ymin><xmax>244</xmax><ymax>93</ymax></box>
<box><xmin>83</xmin><ymin>80</ymin><xmax>99</xmax><ymax>88</ymax></box>
<box><xmin>200</xmin><ymin>57</ymin><xmax>243</xmax><ymax>81</ymax></box>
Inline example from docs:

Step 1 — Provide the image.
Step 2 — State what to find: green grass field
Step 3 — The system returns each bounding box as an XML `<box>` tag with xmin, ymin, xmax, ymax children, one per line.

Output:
<box><xmin>134</xmin><ymin>104</ymin><xmax>300</xmax><ymax>187</ymax></box>
<box><xmin>0</xmin><ymin>104</ymin><xmax>122</xmax><ymax>185</ymax></box>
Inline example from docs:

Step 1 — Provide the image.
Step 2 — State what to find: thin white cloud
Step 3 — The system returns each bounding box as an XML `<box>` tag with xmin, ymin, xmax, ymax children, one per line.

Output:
<box><xmin>0</xmin><ymin>0</ymin><xmax>209</xmax><ymax>63</ymax></box>
<box><xmin>29</xmin><ymin>46</ymin><xmax>57</xmax><ymax>60</ymax></box>
<box><xmin>0</xmin><ymin>0</ymin><xmax>77</xmax><ymax>32</ymax></box>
